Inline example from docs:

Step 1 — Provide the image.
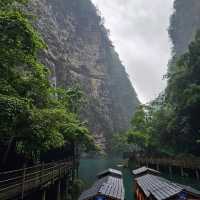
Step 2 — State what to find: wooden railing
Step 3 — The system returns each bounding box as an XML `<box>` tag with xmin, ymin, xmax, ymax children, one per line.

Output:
<box><xmin>137</xmin><ymin>157</ymin><xmax>200</xmax><ymax>169</ymax></box>
<box><xmin>0</xmin><ymin>160</ymin><xmax>73</xmax><ymax>200</ymax></box>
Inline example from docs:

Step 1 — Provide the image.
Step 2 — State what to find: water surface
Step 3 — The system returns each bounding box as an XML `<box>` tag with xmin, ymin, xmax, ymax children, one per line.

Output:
<box><xmin>79</xmin><ymin>158</ymin><xmax>133</xmax><ymax>200</ymax></box>
<box><xmin>79</xmin><ymin>158</ymin><xmax>200</xmax><ymax>200</ymax></box>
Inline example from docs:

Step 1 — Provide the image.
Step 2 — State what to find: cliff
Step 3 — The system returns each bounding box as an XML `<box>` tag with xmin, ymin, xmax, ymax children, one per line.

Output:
<box><xmin>28</xmin><ymin>0</ymin><xmax>139</xmax><ymax>149</ymax></box>
<box><xmin>169</xmin><ymin>0</ymin><xmax>200</xmax><ymax>57</ymax></box>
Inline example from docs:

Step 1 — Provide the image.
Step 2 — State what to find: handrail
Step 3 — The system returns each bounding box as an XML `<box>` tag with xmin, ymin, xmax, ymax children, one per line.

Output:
<box><xmin>0</xmin><ymin>160</ymin><xmax>66</xmax><ymax>175</ymax></box>
<box><xmin>0</xmin><ymin>160</ymin><xmax>73</xmax><ymax>200</ymax></box>
<box><xmin>137</xmin><ymin>157</ymin><xmax>200</xmax><ymax>168</ymax></box>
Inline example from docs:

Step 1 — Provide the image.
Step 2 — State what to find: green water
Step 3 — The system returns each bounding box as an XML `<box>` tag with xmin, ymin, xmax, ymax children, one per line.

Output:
<box><xmin>79</xmin><ymin>159</ymin><xmax>200</xmax><ymax>200</ymax></box>
<box><xmin>79</xmin><ymin>158</ymin><xmax>133</xmax><ymax>200</ymax></box>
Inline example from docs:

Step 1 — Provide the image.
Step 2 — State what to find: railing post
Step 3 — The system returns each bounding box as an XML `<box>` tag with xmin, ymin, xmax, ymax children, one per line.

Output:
<box><xmin>65</xmin><ymin>173</ymin><xmax>69</xmax><ymax>200</ymax></box>
<box><xmin>169</xmin><ymin>165</ymin><xmax>173</xmax><ymax>178</ymax></box>
<box><xmin>59</xmin><ymin>165</ymin><xmax>61</xmax><ymax>178</ymax></box>
<box><xmin>52</xmin><ymin>163</ymin><xmax>55</xmax><ymax>184</ymax></box>
<box><xmin>156</xmin><ymin>163</ymin><xmax>160</xmax><ymax>171</ymax></box>
<box><xmin>42</xmin><ymin>190</ymin><xmax>46</xmax><ymax>200</ymax></box>
<box><xmin>181</xmin><ymin>167</ymin><xmax>184</xmax><ymax>177</ymax></box>
<box><xmin>41</xmin><ymin>162</ymin><xmax>44</xmax><ymax>184</ymax></box>
<box><xmin>196</xmin><ymin>169</ymin><xmax>199</xmax><ymax>181</ymax></box>
<box><xmin>146</xmin><ymin>160</ymin><xmax>149</xmax><ymax>168</ymax></box>
<box><xmin>56</xmin><ymin>180</ymin><xmax>61</xmax><ymax>200</ymax></box>
<box><xmin>64</xmin><ymin>162</ymin><xmax>67</xmax><ymax>176</ymax></box>
<box><xmin>70</xmin><ymin>168</ymin><xmax>73</xmax><ymax>182</ymax></box>
<box><xmin>21</xmin><ymin>164</ymin><xmax>26</xmax><ymax>200</ymax></box>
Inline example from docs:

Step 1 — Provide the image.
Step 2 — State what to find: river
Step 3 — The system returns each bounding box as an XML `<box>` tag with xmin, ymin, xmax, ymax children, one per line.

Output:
<box><xmin>79</xmin><ymin>159</ymin><xmax>200</xmax><ymax>200</ymax></box>
<box><xmin>79</xmin><ymin>158</ymin><xmax>135</xmax><ymax>200</ymax></box>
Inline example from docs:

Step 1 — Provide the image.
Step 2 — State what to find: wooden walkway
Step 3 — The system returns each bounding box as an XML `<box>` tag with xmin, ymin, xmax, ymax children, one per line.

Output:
<box><xmin>137</xmin><ymin>157</ymin><xmax>200</xmax><ymax>169</ymax></box>
<box><xmin>137</xmin><ymin>157</ymin><xmax>200</xmax><ymax>180</ymax></box>
<box><xmin>0</xmin><ymin>160</ymin><xmax>73</xmax><ymax>200</ymax></box>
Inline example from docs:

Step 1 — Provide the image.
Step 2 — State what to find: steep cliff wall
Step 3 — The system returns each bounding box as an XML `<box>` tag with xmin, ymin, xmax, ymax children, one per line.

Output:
<box><xmin>28</xmin><ymin>0</ymin><xmax>139</xmax><ymax>149</ymax></box>
<box><xmin>169</xmin><ymin>0</ymin><xmax>200</xmax><ymax>57</ymax></box>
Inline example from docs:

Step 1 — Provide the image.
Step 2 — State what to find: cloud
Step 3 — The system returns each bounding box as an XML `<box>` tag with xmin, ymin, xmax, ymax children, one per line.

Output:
<box><xmin>91</xmin><ymin>0</ymin><xmax>174</xmax><ymax>103</ymax></box>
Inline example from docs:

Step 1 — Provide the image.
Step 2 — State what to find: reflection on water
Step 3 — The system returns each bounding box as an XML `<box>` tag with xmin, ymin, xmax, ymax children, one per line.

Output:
<box><xmin>79</xmin><ymin>159</ymin><xmax>200</xmax><ymax>200</ymax></box>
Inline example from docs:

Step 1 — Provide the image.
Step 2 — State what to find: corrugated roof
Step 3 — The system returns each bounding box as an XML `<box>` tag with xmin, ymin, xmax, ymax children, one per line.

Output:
<box><xmin>177</xmin><ymin>184</ymin><xmax>200</xmax><ymax>197</ymax></box>
<box><xmin>135</xmin><ymin>174</ymin><xmax>200</xmax><ymax>200</ymax></box>
<box><xmin>136</xmin><ymin>174</ymin><xmax>182</xmax><ymax>200</ymax></box>
<box><xmin>132</xmin><ymin>166</ymin><xmax>160</xmax><ymax>176</ymax></box>
<box><xmin>97</xmin><ymin>168</ymin><xmax>122</xmax><ymax>178</ymax></box>
<box><xmin>79</xmin><ymin>175</ymin><xmax>124</xmax><ymax>200</ymax></box>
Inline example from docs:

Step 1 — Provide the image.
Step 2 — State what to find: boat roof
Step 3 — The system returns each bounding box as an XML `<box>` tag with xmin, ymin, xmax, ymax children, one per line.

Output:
<box><xmin>132</xmin><ymin>166</ymin><xmax>160</xmax><ymax>176</ymax></box>
<box><xmin>177</xmin><ymin>183</ymin><xmax>200</xmax><ymax>196</ymax></box>
<box><xmin>135</xmin><ymin>174</ymin><xmax>200</xmax><ymax>200</ymax></box>
<box><xmin>97</xmin><ymin>168</ymin><xmax>122</xmax><ymax>178</ymax></box>
<box><xmin>79</xmin><ymin>175</ymin><xmax>124</xmax><ymax>200</ymax></box>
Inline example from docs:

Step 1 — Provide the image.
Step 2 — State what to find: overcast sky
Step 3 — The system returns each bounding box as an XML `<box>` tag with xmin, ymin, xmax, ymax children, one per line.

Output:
<box><xmin>91</xmin><ymin>0</ymin><xmax>174</xmax><ymax>103</ymax></box>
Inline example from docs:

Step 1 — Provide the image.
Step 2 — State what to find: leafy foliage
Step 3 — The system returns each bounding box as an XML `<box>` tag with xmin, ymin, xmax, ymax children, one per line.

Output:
<box><xmin>0</xmin><ymin>0</ymin><xmax>95</xmax><ymax>161</ymax></box>
<box><xmin>110</xmin><ymin>132</ymin><xmax>130</xmax><ymax>156</ymax></box>
<box><xmin>165</xmin><ymin>32</ymin><xmax>200</xmax><ymax>155</ymax></box>
<box><xmin>0</xmin><ymin>0</ymin><xmax>27</xmax><ymax>9</ymax></box>
<box><xmin>127</xmin><ymin>32</ymin><xmax>200</xmax><ymax>157</ymax></box>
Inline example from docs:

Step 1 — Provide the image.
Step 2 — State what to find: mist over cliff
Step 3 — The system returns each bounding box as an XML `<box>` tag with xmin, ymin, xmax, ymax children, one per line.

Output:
<box><xmin>28</xmin><ymin>0</ymin><xmax>139</xmax><ymax>149</ymax></box>
<box><xmin>169</xmin><ymin>0</ymin><xmax>200</xmax><ymax>57</ymax></box>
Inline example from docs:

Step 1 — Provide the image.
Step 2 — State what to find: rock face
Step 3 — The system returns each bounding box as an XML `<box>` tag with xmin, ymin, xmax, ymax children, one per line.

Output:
<box><xmin>169</xmin><ymin>0</ymin><xmax>200</xmax><ymax>57</ymax></box>
<box><xmin>29</xmin><ymin>0</ymin><xmax>139</xmax><ymax>149</ymax></box>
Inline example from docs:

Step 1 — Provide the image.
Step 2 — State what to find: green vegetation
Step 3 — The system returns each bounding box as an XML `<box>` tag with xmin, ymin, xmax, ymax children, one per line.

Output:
<box><xmin>110</xmin><ymin>132</ymin><xmax>130</xmax><ymax>156</ymax></box>
<box><xmin>126</xmin><ymin>32</ymin><xmax>200</xmax><ymax>157</ymax></box>
<box><xmin>0</xmin><ymin>0</ymin><xmax>95</xmax><ymax>162</ymax></box>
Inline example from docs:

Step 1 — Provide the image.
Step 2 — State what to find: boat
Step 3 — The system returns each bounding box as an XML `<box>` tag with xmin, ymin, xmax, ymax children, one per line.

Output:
<box><xmin>133</xmin><ymin>166</ymin><xmax>200</xmax><ymax>200</ymax></box>
<box><xmin>132</xmin><ymin>166</ymin><xmax>160</xmax><ymax>178</ymax></box>
<box><xmin>79</xmin><ymin>168</ymin><xmax>125</xmax><ymax>200</ymax></box>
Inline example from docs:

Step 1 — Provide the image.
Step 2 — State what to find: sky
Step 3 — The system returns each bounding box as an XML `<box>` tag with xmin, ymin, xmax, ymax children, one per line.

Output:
<box><xmin>91</xmin><ymin>0</ymin><xmax>175</xmax><ymax>103</ymax></box>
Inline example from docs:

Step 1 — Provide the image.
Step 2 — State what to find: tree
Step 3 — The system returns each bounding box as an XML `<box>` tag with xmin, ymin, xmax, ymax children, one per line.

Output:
<box><xmin>56</xmin><ymin>86</ymin><xmax>86</xmax><ymax>114</ymax></box>
<box><xmin>110</xmin><ymin>132</ymin><xmax>130</xmax><ymax>156</ymax></box>
<box><xmin>165</xmin><ymin>31</ymin><xmax>200</xmax><ymax>155</ymax></box>
<box><xmin>0</xmin><ymin>0</ymin><xmax>95</xmax><ymax>164</ymax></box>
<box><xmin>127</xmin><ymin>31</ymin><xmax>200</xmax><ymax>157</ymax></box>
<box><xmin>108</xmin><ymin>18</ymin><xmax>200</xmax><ymax>158</ymax></box>
<box><xmin>127</xmin><ymin>105</ymin><xmax>151</xmax><ymax>151</ymax></box>
<box><xmin>127</xmin><ymin>130</ymin><xmax>148</xmax><ymax>151</ymax></box>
